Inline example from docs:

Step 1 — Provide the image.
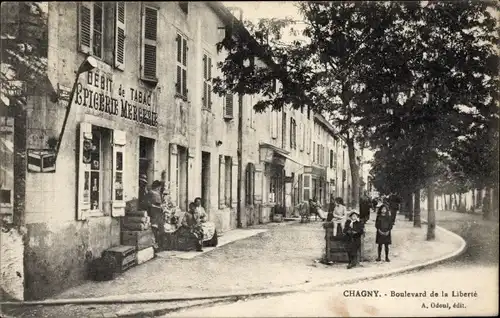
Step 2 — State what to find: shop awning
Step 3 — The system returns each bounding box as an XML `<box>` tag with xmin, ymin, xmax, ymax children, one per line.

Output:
<box><xmin>259</xmin><ymin>142</ymin><xmax>289</xmax><ymax>165</ymax></box>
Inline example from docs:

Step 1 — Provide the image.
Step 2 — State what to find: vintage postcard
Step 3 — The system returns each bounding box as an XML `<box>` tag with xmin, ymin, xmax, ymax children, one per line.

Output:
<box><xmin>1</xmin><ymin>1</ymin><xmax>498</xmax><ymax>317</ymax></box>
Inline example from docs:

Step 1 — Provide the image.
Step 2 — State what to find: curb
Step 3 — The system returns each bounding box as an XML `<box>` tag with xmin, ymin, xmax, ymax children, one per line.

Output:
<box><xmin>2</xmin><ymin>219</ymin><xmax>467</xmax><ymax>317</ymax></box>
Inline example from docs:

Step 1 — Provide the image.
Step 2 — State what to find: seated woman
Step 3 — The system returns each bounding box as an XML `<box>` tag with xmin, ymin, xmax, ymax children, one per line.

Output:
<box><xmin>180</xmin><ymin>202</ymin><xmax>204</xmax><ymax>252</ymax></box>
<box><xmin>331</xmin><ymin>197</ymin><xmax>347</xmax><ymax>236</ymax></box>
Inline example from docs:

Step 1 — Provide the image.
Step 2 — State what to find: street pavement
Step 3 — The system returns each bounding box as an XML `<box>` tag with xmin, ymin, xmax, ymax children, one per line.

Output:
<box><xmin>165</xmin><ymin>210</ymin><xmax>499</xmax><ymax>317</ymax></box>
<box><xmin>1</xmin><ymin>211</ymin><xmax>465</xmax><ymax>317</ymax></box>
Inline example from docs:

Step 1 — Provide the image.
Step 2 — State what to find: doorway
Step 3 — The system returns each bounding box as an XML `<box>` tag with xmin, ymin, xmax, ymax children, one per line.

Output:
<box><xmin>177</xmin><ymin>146</ymin><xmax>188</xmax><ymax>212</ymax></box>
<box><xmin>201</xmin><ymin>152</ymin><xmax>210</xmax><ymax>210</ymax></box>
<box><xmin>139</xmin><ymin>136</ymin><xmax>155</xmax><ymax>191</ymax></box>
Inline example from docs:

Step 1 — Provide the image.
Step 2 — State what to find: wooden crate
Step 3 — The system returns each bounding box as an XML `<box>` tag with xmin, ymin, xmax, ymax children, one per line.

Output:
<box><xmin>121</xmin><ymin>229</ymin><xmax>155</xmax><ymax>250</ymax></box>
<box><xmin>102</xmin><ymin>245</ymin><xmax>137</xmax><ymax>273</ymax></box>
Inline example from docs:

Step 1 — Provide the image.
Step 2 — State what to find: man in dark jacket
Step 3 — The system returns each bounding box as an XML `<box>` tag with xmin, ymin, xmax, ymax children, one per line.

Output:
<box><xmin>343</xmin><ymin>211</ymin><xmax>365</xmax><ymax>269</ymax></box>
<box><xmin>359</xmin><ymin>190</ymin><xmax>371</xmax><ymax>223</ymax></box>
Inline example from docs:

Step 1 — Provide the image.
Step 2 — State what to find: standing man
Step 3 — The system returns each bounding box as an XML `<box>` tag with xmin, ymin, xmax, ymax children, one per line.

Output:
<box><xmin>359</xmin><ymin>190</ymin><xmax>371</xmax><ymax>223</ymax></box>
<box><xmin>147</xmin><ymin>180</ymin><xmax>164</xmax><ymax>249</ymax></box>
<box><xmin>138</xmin><ymin>174</ymin><xmax>149</xmax><ymax>211</ymax></box>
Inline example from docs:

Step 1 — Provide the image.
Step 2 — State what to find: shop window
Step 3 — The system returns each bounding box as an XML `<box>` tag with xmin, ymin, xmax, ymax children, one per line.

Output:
<box><xmin>176</xmin><ymin>33</ymin><xmax>188</xmax><ymax>98</ymax></box>
<box><xmin>112</xmin><ymin>130</ymin><xmax>126</xmax><ymax>216</ymax></box>
<box><xmin>141</xmin><ymin>5</ymin><xmax>158</xmax><ymax>83</ymax></box>
<box><xmin>77</xmin><ymin>124</ymin><xmax>112</xmax><ymax>219</ymax></box>
<box><xmin>202</xmin><ymin>53</ymin><xmax>212</xmax><ymax>109</ymax></box>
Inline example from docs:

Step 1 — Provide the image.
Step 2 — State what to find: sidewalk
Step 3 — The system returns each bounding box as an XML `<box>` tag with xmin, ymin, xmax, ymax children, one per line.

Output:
<box><xmin>1</xmin><ymin>213</ymin><xmax>465</xmax><ymax>318</ymax></box>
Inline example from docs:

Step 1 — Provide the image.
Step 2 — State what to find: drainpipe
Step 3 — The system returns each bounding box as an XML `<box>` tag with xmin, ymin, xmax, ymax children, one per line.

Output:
<box><xmin>237</xmin><ymin>94</ymin><xmax>243</xmax><ymax>228</ymax></box>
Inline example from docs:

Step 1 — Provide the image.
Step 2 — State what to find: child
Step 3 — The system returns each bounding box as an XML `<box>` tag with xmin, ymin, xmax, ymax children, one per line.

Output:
<box><xmin>375</xmin><ymin>204</ymin><xmax>393</xmax><ymax>262</ymax></box>
<box><xmin>343</xmin><ymin>211</ymin><xmax>365</xmax><ymax>269</ymax></box>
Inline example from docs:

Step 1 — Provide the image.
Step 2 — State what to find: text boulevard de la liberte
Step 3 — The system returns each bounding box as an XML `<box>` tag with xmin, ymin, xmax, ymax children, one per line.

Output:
<box><xmin>343</xmin><ymin>289</ymin><xmax>479</xmax><ymax>298</ymax></box>
<box><xmin>74</xmin><ymin>71</ymin><xmax>158</xmax><ymax>128</ymax></box>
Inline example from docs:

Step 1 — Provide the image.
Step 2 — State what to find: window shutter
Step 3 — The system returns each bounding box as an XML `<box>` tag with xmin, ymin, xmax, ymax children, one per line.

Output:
<box><xmin>231</xmin><ymin>161</ymin><xmax>238</xmax><ymax>208</ymax></box>
<box><xmin>219</xmin><ymin>155</ymin><xmax>225</xmax><ymax>208</ymax></box>
<box><xmin>114</xmin><ymin>2</ymin><xmax>126</xmax><ymax>70</ymax></box>
<box><xmin>78</xmin><ymin>2</ymin><xmax>92</xmax><ymax>54</ymax></box>
<box><xmin>208</xmin><ymin>57</ymin><xmax>212</xmax><ymax>79</ymax></box>
<box><xmin>176</xmin><ymin>35</ymin><xmax>182</xmax><ymax>63</ymax></box>
<box><xmin>207</xmin><ymin>57</ymin><xmax>212</xmax><ymax>108</ymax></box>
<box><xmin>112</xmin><ymin>130</ymin><xmax>126</xmax><ymax>217</ymax></box>
<box><xmin>303</xmin><ymin>175</ymin><xmax>311</xmax><ymax>201</ymax></box>
<box><xmin>225</xmin><ymin>94</ymin><xmax>234</xmax><ymax>118</ymax></box>
<box><xmin>203</xmin><ymin>55</ymin><xmax>207</xmax><ymax>79</ymax></box>
<box><xmin>182</xmin><ymin>38</ymin><xmax>187</xmax><ymax>66</ymax></box>
<box><xmin>142</xmin><ymin>6</ymin><xmax>158</xmax><ymax>81</ymax></box>
<box><xmin>254</xmin><ymin>167</ymin><xmax>263</xmax><ymax>204</ymax></box>
<box><xmin>203</xmin><ymin>82</ymin><xmax>207</xmax><ymax>108</ymax></box>
<box><xmin>182</xmin><ymin>68</ymin><xmax>187</xmax><ymax>96</ymax></box>
<box><xmin>207</xmin><ymin>85</ymin><xmax>212</xmax><ymax>109</ymax></box>
<box><xmin>176</xmin><ymin>66</ymin><xmax>182</xmax><ymax>94</ymax></box>
<box><xmin>77</xmin><ymin>122</ymin><xmax>93</xmax><ymax>220</ymax></box>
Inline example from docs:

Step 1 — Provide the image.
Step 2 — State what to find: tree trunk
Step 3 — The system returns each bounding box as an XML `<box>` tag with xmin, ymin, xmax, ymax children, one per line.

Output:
<box><xmin>472</xmin><ymin>189</ymin><xmax>476</xmax><ymax>213</ymax></box>
<box><xmin>493</xmin><ymin>184</ymin><xmax>499</xmax><ymax>220</ymax></box>
<box><xmin>409</xmin><ymin>193</ymin><xmax>414</xmax><ymax>221</ymax></box>
<box><xmin>458</xmin><ymin>192</ymin><xmax>463</xmax><ymax>212</ymax></box>
<box><xmin>414</xmin><ymin>189</ymin><xmax>421</xmax><ymax>227</ymax></box>
<box><xmin>427</xmin><ymin>184</ymin><xmax>436</xmax><ymax>240</ymax></box>
<box><xmin>346</xmin><ymin>138</ymin><xmax>360</xmax><ymax>211</ymax></box>
<box><xmin>13</xmin><ymin>108</ymin><xmax>27</xmax><ymax>228</ymax></box>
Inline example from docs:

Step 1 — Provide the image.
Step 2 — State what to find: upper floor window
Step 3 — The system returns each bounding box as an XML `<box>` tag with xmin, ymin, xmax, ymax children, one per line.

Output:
<box><xmin>141</xmin><ymin>5</ymin><xmax>158</xmax><ymax>82</ymax></box>
<box><xmin>290</xmin><ymin>117</ymin><xmax>297</xmax><ymax>150</ymax></box>
<box><xmin>78</xmin><ymin>2</ymin><xmax>104</xmax><ymax>58</ymax></box>
<box><xmin>176</xmin><ymin>33</ymin><xmax>188</xmax><ymax>98</ymax></box>
<box><xmin>202</xmin><ymin>53</ymin><xmax>212</xmax><ymax>109</ymax></box>
<box><xmin>224</xmin><ymin>94</ymin><xmax>234</xmax><ymax>119</ymax></box>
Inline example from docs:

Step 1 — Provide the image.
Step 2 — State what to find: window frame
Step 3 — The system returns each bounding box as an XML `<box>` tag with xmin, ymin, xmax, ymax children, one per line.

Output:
<box><xmin>176</xmin><ymin>32</ymin><xmax>189</xmax><ymax>99</ymax></box>
<box><xmin>141</xmin><ymin>4</ymin><xmax>159</xmax><ymax>83</ymax></box>
<box><xmin>202</xmin><ymin>52</ymin><xmax>213</xmax><ymax>110</ymax></box>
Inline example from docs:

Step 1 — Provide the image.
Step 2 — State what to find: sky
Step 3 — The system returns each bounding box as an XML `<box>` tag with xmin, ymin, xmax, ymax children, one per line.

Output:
<box><xmin>221</xmin><ymin>1</ymin><xmax>301</xmax><ymax>22</ymax></box>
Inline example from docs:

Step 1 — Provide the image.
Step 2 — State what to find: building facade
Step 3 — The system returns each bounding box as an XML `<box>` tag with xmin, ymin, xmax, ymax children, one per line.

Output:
<box><xmin>1</xmin><ymin>1</ymin><xmax>357</xmax><ymax>300</ymax></box>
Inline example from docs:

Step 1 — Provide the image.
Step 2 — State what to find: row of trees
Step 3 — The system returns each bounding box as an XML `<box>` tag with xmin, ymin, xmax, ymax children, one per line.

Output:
<box><xmin>213</xmin><ymin>1</ymin><xmax>499</xmax><ymax>239</ymax></box>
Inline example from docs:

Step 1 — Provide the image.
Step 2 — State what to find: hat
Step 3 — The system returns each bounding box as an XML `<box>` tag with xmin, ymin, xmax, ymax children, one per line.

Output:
<box><xmin>348</xmin><ymin>211</ymin><xmax>360</xmax><ymax>217</ymax></box>
<box><xmin>139</xmin><ymin>174</ymin><xmax>148</xmax><ymax>183</ymax></box>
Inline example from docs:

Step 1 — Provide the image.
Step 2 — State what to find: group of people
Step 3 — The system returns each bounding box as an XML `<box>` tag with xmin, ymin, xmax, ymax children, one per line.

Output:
<box><xmin>309</xmin><ymin>191</ymin><xmax>398</xmax><ymax>269</ymax></box>
<box><xmin>138</xmin><ymin>174</ymin><xmax>208</xmax><ymax>252</ymax></box>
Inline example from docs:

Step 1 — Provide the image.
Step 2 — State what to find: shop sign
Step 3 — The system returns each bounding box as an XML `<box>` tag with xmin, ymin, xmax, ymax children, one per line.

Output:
<box><xmin>74</xmin><ymin>70</ymin><xmax>158</xmax><ymax>128</ymax></box>
<box><xmin>27</xmin><ymin>149</ymin><xmax>56</xmax><ymax>172</ymax></box>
